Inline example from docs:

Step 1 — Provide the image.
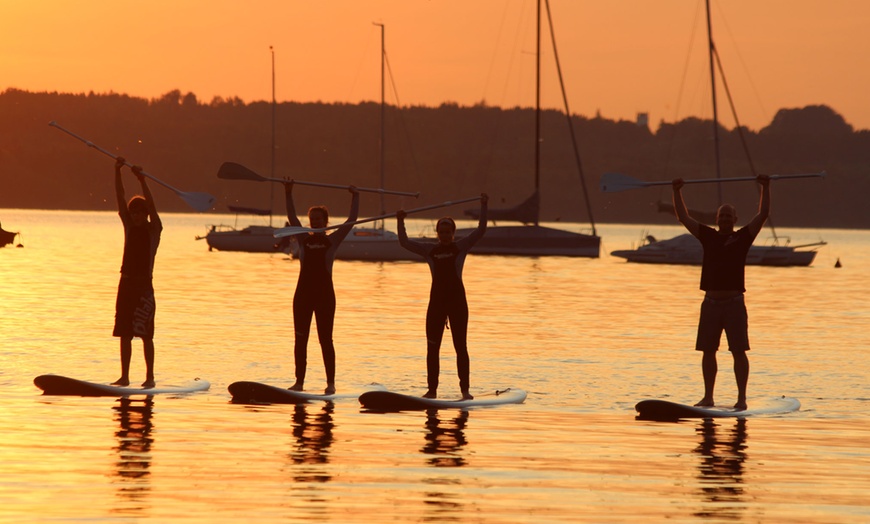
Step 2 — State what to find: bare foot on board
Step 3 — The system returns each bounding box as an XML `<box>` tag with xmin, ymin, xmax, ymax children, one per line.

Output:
<box><xmin>694</xmin><ymin>397</ymin><xmax>715</xmax><ymax>407</ymax></box>
<box><xmin>141</xmin><ymin>379</ymin><xmax>155</xmax><ymax>389</ymax></box>
<box><xmin>111</xmin><ymin>378</ymin><xmax>130</xmax><ymax>387</ymax></box>
<box><xmin>422</xmin><ymin>390</ymin><xmax>437</xmax><ymax>399</ymax></box>
<box><xmin>461</xmin><ymin>390</ymin><xmax>474</xmax><ymax>401</ymax></box>
<box><xmin>733</xmin><ymin>400</ymin><xmax>748</xmax><ymax>411</ymax></box>
<box><xmin>288</xmin><ymin>382</ymin><xmax>303</xmax><ymax>392</ymax></box>
<box><xmin>324</xmin><ymin>383</ymin><xmax>336</xmax><ymax>395</ymax></box>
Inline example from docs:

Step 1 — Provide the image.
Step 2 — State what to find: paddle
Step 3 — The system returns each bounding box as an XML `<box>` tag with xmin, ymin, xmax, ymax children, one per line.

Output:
<box><xmin>49</xmin><ymin>121</ymin><xmax>216</xmax><ymax>212</ymax></box>
<box><xmin>218</xmin><ymin>161</ymin><xmax>420</xmax><ymax>198</ymax></box>
<box><xmin>274</xmin><ymin>196</ymin><xmax>483</xmax><ymax>238</ymax></box>
<box><xmin>599</xmin><ymin>171</ymin><xmax>826</xmax><ymax>193</ymax></box>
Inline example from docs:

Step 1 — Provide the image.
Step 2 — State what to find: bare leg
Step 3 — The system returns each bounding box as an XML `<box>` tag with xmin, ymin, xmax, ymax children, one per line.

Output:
<box><xmin>141</xmin><ymin>338</ymin><xmax>155</xmax><ymax>388</ymax></box>
<box><xmin>695</xmin><ymin>350</ymin><xmax>717</xmax><ymax>407</ymax></box>
<box><xmin>732</xmin><ymin>351</ymin><xmax>749</xmax><ymax>410</ymax></box>
<box><xmin>113</xmin><ymin>337</ymin><xmax>133</xmax><ymax>386</ymax></box>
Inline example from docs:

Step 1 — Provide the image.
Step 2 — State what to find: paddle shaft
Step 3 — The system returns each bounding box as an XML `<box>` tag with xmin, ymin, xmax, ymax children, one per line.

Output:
<box><xmin>601</xmin><ymin>171</ymin><xmax>825</xmax><ymax>193</ymax></box>
<box><xmin>218</xmin><ymin>161</ymin><xmax>419</xmax><ymax>197</ymax></box>
<box><xmin>51</xmin><ymin>121</ymin><xmax>180</xmax><ymax>192</ymax></box>
<box><xmin>274</xmin><ymin>196</ymin><xmax>482</xmax><ymax>237</ymax></box>
<box><xmin>655</xmin><ymin>172</ymin><xmax>824</xmax><ymax>188</ymax></box>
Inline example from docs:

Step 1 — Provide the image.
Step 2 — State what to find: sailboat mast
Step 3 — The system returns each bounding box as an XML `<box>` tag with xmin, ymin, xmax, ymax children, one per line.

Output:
<box><xmin>374</xmin><ymin>22</ymin><xmax>386</xmax><ymax>226</ymax></box>
<box><xmin>704</xmin><ymin>0</ymin><xmax>723</xmax><ymax>205</ymax></box>
<box><xmin>534</xmin><ymin>0</ymin><xmax>541</xmax><ymax>226</ymax></box>
<box><xmin>269</xmin><ymin>46</ymin><xmax>276</xmax><ymax>227</ymax></box>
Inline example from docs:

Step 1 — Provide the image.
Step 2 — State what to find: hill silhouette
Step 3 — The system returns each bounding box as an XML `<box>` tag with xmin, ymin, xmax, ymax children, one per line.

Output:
<box><xmin>1</xmin><ymin>88</ymin><xmax>867</xmax><ymax>228</ymax></box>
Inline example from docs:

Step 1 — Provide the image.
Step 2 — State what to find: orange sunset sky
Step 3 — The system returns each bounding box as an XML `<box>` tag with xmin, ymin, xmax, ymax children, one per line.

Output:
<box><xmin>2</xmin><ymin>0</ymin><xmax>867</xmax><ymax>132</ymax></box>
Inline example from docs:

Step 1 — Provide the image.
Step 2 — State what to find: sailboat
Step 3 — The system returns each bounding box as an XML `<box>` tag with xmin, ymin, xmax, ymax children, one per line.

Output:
<box><xmin>199</xmin><ymin>47</ymin><xmax>286</xmax><ymax>254</ymax></box>
<box><xmin>610</xmin><ymin>0</ymin><xmax>825</xmax><ymax>267</ymax></box>
<box><xmin>456</xmin><ymin>0</ymin><xmax>600</xmax><ymax>258</ymax></box>
<box><xmin>334</xmin><ymin>22</ymin><xmax>423</xmax><ymax>262</ymax></box>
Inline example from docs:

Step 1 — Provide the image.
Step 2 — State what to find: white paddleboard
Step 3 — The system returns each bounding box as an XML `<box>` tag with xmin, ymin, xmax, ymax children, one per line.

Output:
<box><xmin>34</xmin><ymin>374</ymin><xmax>210</xmax><ymax>397</ymax></box>
<box><xmin>636</xmin><ymin>396</ymin><xmax>800</xmax><ymax>420</ymax></box>
<box><xmin>359</xmin><ymin>388</ymin><xmax>527</xmax><ymax>411</ymax></box>
<box><xmin>228</xmin><ymin>381</ymin><xmax>386</xmax><ymax>404</ymax></box>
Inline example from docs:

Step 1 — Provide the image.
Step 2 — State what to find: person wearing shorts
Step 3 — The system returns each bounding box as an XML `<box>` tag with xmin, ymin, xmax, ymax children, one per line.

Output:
<box><xmin>673</xmin><ymin>175</ymin><xmax>770</xmax><ymax>410</ymax></box>
<box><xmin>112</xmin><ymin>157</ymin><xmax>162</xmax><ymax>388</ymax></box>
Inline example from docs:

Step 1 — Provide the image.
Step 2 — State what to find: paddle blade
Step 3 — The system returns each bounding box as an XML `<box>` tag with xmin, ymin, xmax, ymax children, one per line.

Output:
<box><xmin>181</xmin><ymin>191</ymin><xmax>217</xmax><ymax>212</ymax></box>
<box><xmin>599</xmin><ymin>172</ymin><xmax>650</xmax><ymax>193</ymax></box>
<box><xmin>217</xmin><ymin>162</ymin><xmax>266</xmax><ymax>182</ymax></box>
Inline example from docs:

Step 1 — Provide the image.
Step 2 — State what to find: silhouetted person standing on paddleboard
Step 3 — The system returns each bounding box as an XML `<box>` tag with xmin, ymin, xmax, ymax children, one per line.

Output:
<box><xmin>673</xmin><ymin>175</ymin><xmax>770</xmax><ymax>411</ymax></box>
<box><xmin>397</xmin><ymin>194</ymin><xmax>488</xmax><ymax>400</ymax></box>
<box><xmin>112</xmin><ymin>157</ymin><xmax>162</xmax><ymax>388</ymax></box>
<box><xmin>284</xmin><ymin>181</ymin><xmax>359</xmax><ymax>395</ymax></box>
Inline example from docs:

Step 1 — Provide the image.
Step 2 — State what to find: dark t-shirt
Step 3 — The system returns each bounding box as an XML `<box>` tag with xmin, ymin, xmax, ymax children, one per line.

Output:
<box><xmin>698</xmin><ymin>224</ymin><xmax>759</xmax><ymax>292</ymax></box>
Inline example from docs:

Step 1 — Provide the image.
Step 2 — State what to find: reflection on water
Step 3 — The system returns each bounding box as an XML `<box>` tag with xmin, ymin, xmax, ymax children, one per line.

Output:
<box><xmin>288</xmin><ymin>402</ymin><xmax>334</xmax><ymax>483</ymax></box>
<box><xmin>421</xmin><ymin>409</ymin><xmax>470</xmax><ymax>521</ymax></box>
<box><xmin>421</xmin><ymin>409</ymin><xmax>469</xmax><ymax>468</ymax></box>
<box><xmin>3</xmin><ymin>212</ymin><xmax>869</xmax><ymax>522</ymax></box>
<box><xmin>693</xmin><ymin>418</ymin><xmax>748</xmax><ymax>520</ymax></box>
<box><xmin>111</xmin><ymin>396</ymin><xmax>155</xmax><ymax>516</ymax></box>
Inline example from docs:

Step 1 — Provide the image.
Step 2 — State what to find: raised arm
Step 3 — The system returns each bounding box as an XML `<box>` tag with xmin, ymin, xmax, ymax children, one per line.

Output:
<box><xmin>284</xmin><ymin>180</ymin><xmax>302</xmax><ymax>228</ymax></box>
<box><xmin>672</xmin><ymin>179</ymin><xmax>701</xmax><ymax>238</ymax></box>
<box><xmin>396</xmin><ymin>209</ymin><xmax>430</xmax><ymax>257</ymax></box>
<box><xmin>327</xmin><ymin>186</ymin><xmax>360</xmax><ymax>244</ymax></box>
<box><xmin>132</xmin><ymin>165</ymin><xmax>160</xmax><ymax>227</ymax></box>
<box><xmin>456</xmin><ymin>193</ymin><xmax>488</xmax><ymax>249</ymax></box>
<box><xmin>745</xmin><ymin>174</ymin><xmax>771</xmax><ymax>237</ymax></box>
<box><xmin>115</xmin><ymin>157</ymin><xmax>130</xmax><ymax>222</ymax></box>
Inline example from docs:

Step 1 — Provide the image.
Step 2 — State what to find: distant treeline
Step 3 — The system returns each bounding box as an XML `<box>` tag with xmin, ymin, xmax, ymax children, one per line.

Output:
<box><xmin>1</xmin><ymin>88</ymin><xmax>868</xmax><ymax>228</ymax></box>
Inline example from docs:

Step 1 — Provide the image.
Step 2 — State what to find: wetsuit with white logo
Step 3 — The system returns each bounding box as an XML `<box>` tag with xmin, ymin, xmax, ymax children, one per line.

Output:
<box><xmin>286</xmin><ymin>194</ymin><xmax>358</xmax><ymax>387</ymax></box>
<box><xmin>398</xmin><ymin>210</ymin><xmax>487</xmax><ymax>392</ymax></box>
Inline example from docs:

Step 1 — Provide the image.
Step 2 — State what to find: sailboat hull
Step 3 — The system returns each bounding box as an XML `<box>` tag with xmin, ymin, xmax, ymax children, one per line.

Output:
<box><xmin>610</xmin><ymin>233</ymin><xmax>821</xmax><ymax>267</ymax></box>
<box><xmin>203</xmin><ymin>225</ymin><xmax>283</xmax><ymax>253</ymax></box>
<box><xmin>335</xmin><ymin>228</ymin><xmax>424</xmax><ymax>262</ymax></box>
<box><xmin>457</xmin><ymin>225</ymin><xmax>600</xmax><ymax>258</ymax></box>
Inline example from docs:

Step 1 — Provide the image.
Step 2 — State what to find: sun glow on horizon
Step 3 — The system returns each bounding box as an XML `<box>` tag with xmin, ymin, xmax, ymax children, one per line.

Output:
<box><xmin>0</xmin><ymin>1</ymin><xmax>868</xmax><ymax>131</ymax></box>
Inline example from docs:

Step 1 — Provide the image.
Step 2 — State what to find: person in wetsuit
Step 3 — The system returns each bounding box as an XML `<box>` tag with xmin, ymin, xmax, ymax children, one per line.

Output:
<box><xmin>397</xmin><ymin>194</ymin><xmax>488</xmax><ymax>400</ymax></box>
<box><xmin>284</xmin><ymin>181</ymin><xmax>359</xmax><ymax>395</ymax></box>
<box><xmin>112</xmin><ymin>157</ymin><xmax>162</xmax><ymax>388</ymax></box>
<box><xmin>673</xmin><ymin>175</ymin><xmax>770</xmax><ymax>411</ymax></box>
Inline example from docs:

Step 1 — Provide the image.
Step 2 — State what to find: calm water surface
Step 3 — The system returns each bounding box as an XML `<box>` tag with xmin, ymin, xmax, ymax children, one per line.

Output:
<box><xmin>1</xmin><ymin>209</ymin><xmax>868</xmax><ymax>523</ymax></box>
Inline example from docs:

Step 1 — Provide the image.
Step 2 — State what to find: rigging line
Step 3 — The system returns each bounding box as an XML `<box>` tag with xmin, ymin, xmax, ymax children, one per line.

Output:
<box><xmin>712</xmin><ymin>47</ymin><xmax>756</xmax><ymax>176</ymax></box>
<box><xmin>480</xmin><ymin>0</ymin><xmax>513</xmax><ymax>105</ymax></box>
<box><xmin>711</xmin><ymin>0</ymin><xmax>770</xmax><ymax>127</ymax></box>
<box><xmin>345</xmin><ymin>25</ymin><xmax>379</xmax><ymax>102</ymax></box>
<box><xmin>543</xmin><ymin>0</ymin><xmax>596</xmax><ymax>234</ymax></box>
<box><xmin>478</xmin><ymin>2</ymin><xmax>530</xmax><ymax>196</ymax></box>
<box><xmin>663</xmin><ymin>0</ymin><xmax>704</xmax><ymax>179</ymax></box>
<box><xmin>712</xmin><ymin>42</ymin><xmax>781</xmax><ymax>243</ymax></box>
<box><xmin>383</xmin><ymin>50</ymin><xmax>422</xmax><ymax>192</ymax></box>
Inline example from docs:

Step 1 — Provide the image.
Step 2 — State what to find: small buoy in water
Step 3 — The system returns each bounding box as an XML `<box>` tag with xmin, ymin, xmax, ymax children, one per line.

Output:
<box><xmin>835</xmin><ymin>258</ymin><xmax>842</xmax><ymax>268</ymax></box>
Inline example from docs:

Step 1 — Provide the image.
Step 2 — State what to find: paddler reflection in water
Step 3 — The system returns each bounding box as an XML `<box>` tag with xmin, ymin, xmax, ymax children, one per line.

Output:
<box><xmin>673</xmin><ymin>175</ymin><xmax>770</xmax><ymax>411</ymax></box>
<box><xmin>397</xmin><ymin>194</ymin><xmax>488</xmax><ymax>400</ymax></box>
<box><xmin>284</xmin><ymin>181</ymin><xmax>359</xmax><ymax>395</ymax></box>
<box><xmin>112</xmin><ymin>157</ymin><xmax>162</xmax><ymax>388</ymax></box>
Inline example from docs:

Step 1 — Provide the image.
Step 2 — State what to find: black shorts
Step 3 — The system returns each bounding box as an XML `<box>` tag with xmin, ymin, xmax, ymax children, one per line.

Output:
<box><xmin>113</xmin><ymin>276</ymin><xmax>155</xmax><ymax>339</ymax></box>
<box><xmin>695</xmin><ymin>295</ymin><xmax>749</xmax><ymax>352</ymax></box>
